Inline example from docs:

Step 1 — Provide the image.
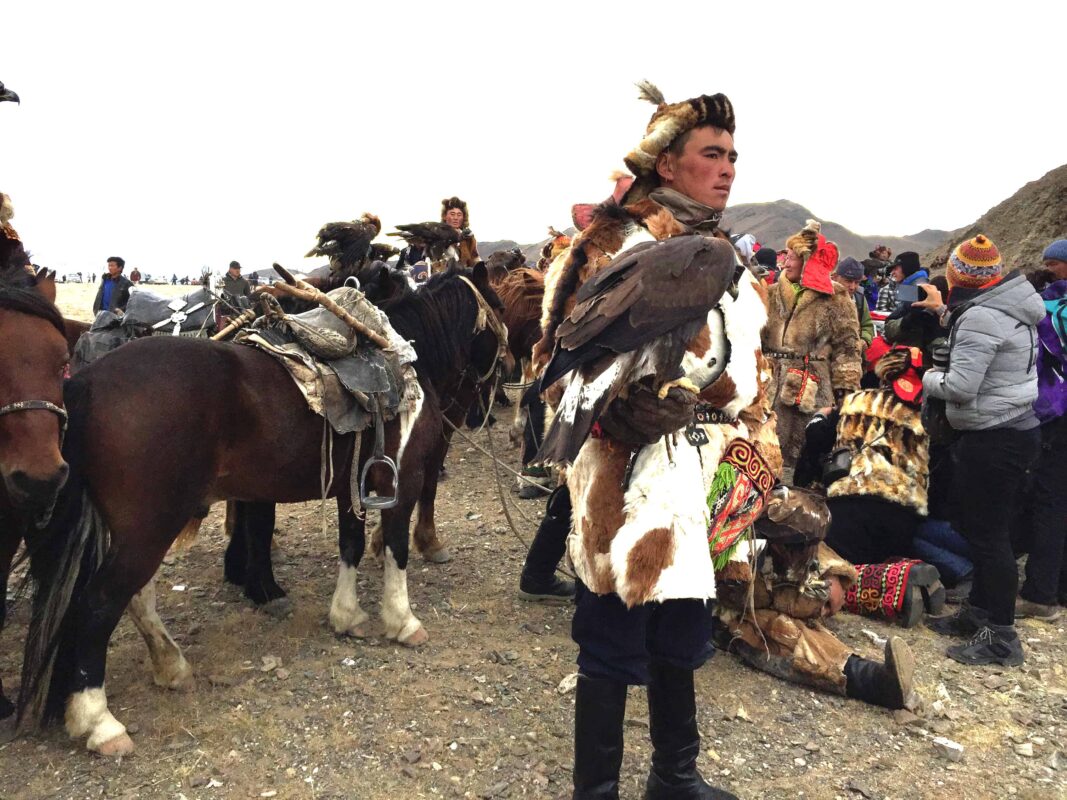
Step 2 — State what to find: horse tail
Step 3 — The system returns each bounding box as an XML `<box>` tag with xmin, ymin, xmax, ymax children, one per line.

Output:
<box><xmin>17</xmin><ymin>376</ymin><xmax>110</xmax><ymax>731</ymax></box>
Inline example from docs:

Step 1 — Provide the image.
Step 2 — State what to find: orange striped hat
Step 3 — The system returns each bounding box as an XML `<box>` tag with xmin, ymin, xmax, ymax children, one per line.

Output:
<box><xmin>947</xmin><ymin>234</ymin><xmax>1003</xmax><ymax>290</ymax></box>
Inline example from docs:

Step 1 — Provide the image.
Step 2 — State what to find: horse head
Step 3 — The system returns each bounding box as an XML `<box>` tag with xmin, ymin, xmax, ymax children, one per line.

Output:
<box><xmin>0</xmin><ymin>243</ymin><xmax>70</xmax><ymax>513</ymax></box>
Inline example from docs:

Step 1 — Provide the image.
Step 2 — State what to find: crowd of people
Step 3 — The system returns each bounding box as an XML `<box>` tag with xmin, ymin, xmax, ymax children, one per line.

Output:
<box><xmin>500</xmin><ymin>85</ymin><xmax>1064</xmax><ymax>800</ymax></box>
<box><xmin>53</xmin><ymin>81</ymin><xmax>1062</xmax><ymax>798</ymax></box>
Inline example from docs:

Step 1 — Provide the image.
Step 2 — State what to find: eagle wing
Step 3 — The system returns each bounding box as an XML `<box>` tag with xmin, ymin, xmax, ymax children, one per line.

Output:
<box><xmin>536</xmin><ymin>235</ymin><xmax>737</xmax><ymax>465</ymax></box>
<box><xmin>541</xmin><ymin>235</ymin><xmax>736</xmax><ymax>388</ymax></box>
<box><xmin>305</xmin><ymin>214</ymin><xmax>382</xmax><ymax>273</ymax></box>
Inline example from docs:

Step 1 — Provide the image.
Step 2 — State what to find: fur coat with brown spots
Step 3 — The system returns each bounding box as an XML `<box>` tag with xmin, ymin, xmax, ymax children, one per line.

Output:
<box><xmin>535</xmin><ymin>197</ymin><xmax>781</xmax><ymax>608</ymax></box>
<box><xmin>763</xmin><ymin>277</ymin><xmax>863</xmax><ymax>469</ymax></box>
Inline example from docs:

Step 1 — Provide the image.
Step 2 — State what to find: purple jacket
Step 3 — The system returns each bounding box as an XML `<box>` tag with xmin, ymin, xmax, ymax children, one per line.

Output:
<box><xmin>1035</xmin><ymin>280</ymin><xmax>1067</xmax><ymax>423</ymax></box>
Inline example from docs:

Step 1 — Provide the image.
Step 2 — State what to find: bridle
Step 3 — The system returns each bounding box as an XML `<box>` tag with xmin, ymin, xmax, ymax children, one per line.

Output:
<box><xmin>0</xmin><ymin>400</ymin><xmax>69</xmax><ymax>446</ymax></box>
<box><xmin>456</xmin><ymin>274</ymin><xmax>509</xmax><ymax>384</ymax></box>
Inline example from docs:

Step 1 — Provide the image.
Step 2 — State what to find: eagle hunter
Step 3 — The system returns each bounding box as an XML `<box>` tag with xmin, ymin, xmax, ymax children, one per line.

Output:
<box><xmin>537</xmin><ymin>233</ymin><xmax>737</xmax><ymax>465</ymax></box>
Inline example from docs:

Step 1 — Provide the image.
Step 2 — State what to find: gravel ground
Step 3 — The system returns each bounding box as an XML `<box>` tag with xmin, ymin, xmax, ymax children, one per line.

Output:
<box><xmin>0</xmin><ymin>285</ymin><xmax>1063</xmax><ymax>799</ymax></box>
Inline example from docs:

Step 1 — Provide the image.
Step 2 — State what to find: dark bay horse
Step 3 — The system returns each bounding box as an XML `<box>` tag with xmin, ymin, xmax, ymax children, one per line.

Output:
<box><xmin>224</xmin><ymin>264</ymin><xmax>510</xmax><ymax>639</ymax></box>
<box><xmin>17</xmin><ymin>265</ymin><xmax>505</xmax><ymax>756</ymax></box>
<box><xmin>0</xmin><ymin>248</ymin><xmax>70</xmax><ymax>720</ymax></box>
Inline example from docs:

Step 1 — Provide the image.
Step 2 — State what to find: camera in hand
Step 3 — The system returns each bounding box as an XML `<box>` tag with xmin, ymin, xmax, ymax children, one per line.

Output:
<box><xmin>896</xmin><ymin>283</ymin><xmax>927</xmax><ymax>304</ymax></box>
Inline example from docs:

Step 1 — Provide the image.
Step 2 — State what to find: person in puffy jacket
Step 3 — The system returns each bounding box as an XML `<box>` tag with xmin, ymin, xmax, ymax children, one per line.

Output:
<box><xmin>916</xmin><ymin>235</ymin><xmax>1044</xmax><ymax>667</ymax></box>
<box><xmin>1013</xmin><ymin>249</ymin><xmax>1067</xmax><ymax>621</ymax></box>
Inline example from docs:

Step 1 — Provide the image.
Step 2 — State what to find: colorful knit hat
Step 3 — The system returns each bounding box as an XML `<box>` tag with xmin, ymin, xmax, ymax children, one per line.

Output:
<box><xmin>621</xmin><ymin>82</ymin><xmax>735</xmax><ymax>204</ymax></box>
<box><xmin>947</xmin><ymin>234</ymin><xmax>1003</xmax><ymax>290</ymax></box>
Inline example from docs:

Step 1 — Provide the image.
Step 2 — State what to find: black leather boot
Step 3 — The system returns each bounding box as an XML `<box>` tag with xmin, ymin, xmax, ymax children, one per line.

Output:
<box><xmin>519</xmin><ymin>487</ymin><xmax>575</xmax><ymax>604</ymax></box>
<box><xmin>645</xmin><ymin>662</ymin><xmax>739</xmax><ymax>800</ymax></box>
<box><xmin>573</xmin><ymin>674</ymin><xmax>627</xmax><ymax>800</ymax></box>
<box><xmin>844</xmin><ymin>636</ymin><xmax>916</xmax><ymax>709</ymax></box>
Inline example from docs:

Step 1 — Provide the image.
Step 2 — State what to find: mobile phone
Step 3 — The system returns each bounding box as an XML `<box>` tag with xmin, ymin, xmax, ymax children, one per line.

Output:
<box><xmin>896</xmin><ymin>284</ymin><xmax>925</xmax><ymax>304</ymax></box>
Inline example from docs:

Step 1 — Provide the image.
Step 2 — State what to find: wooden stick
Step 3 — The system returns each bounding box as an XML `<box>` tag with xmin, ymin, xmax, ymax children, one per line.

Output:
<box><xmin>270</xmin><ymin>280</ymin><xmax>391</xmax><ymax>350</ymax></box>
<box><xmin>211</xmin><ymin>308</ymin><xmax>258</xmax><ymax>341</ymax></box>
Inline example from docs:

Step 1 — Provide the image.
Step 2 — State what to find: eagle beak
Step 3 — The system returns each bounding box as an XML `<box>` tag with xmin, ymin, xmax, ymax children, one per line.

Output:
<box><xmin>0</xmin><ymin>89</ymin><xmax>19</xmax><ymax>105</ymax></box>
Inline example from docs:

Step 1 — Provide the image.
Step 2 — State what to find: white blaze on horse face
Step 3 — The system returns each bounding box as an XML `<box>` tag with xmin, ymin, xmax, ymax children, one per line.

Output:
<box><xmin>126</xmin><ymin>576</ymin><xmax>192</xmax><ymax>689</ymax></box>
<box><xmin>381</xmin><ymin>548</ymin><xmax>423</xmax><ymax>643</ymax></box>
<box><xmin>66</xmin><ymin>686</ymin><xmax>127</xmax><ymax>751</ymax></box>
<box><xmin>329</xmin><ymin>562</ymin><xmax>369</xmax><ymax>636</ymax></box>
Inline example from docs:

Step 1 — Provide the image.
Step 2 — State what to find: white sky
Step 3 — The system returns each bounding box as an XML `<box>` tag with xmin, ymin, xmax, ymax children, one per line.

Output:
<box><xmin>3</xmin><ymin>1</ymin><xmax>1065</xmax><ymax>276</ymax></box>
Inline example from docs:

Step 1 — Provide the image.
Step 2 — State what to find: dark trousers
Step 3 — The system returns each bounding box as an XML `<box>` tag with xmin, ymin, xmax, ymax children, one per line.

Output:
<box><xmin>521</xmin><ymin>485</ymin><xmax>570</xmax><ymax>584</ymax></box>
<box><xmin>521</xmin><ymin>384</ymin><xmax>545</xmax><ymax>467</ymax></box>
<box><xmin>1019</xmin><ymin>416</ymin><xmax>1067</xmax><ymax>605</ymax></box>
<box><xmin>825</xmin><ymin>495</ymin><xmax>919</xmax><ymax>565</ymax></box>
<box><xmin>572</xmin><ymin>582</ymin><xmax>715</xmax><ymax>686</ymax></box>
<box><xmin>951</xmin><ymin>426</ymin><xmax>1041</xmax><ymax>625</ymax></box>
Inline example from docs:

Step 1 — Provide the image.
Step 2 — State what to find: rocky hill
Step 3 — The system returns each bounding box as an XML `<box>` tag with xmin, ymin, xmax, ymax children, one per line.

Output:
<box><xmin>721</xmin><ymin>200</ymin><xmax>956</xmax><ymax>260</ymax></box>
<box><xmin>924</xmin><ymin>164</ymin><xmax>1067</xmax><ymax>270</ymax></box>
<box><xmin>480</xmin><ymin>166</ymin><xmax>1065</xmax><ymax>269</ymax></box>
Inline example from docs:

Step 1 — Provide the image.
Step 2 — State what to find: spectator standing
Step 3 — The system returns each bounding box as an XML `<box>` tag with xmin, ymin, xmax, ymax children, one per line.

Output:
<box><xmin>918</xmin><ymin>235</ymin><xmax>1044</xmax><ymax>666</ymax></box>
<box><xmin>222</xmin><ymin>261</ymin><xmax>251</xmax><ymax>298</ymax></box>
<box><xmin>1013</xmin><ymin>239</ymin><xmax>1067</xmax><ymax>621</ymax></box>
<box><xmin>834</xmin><ymin>257</ymin><xmax>874</xmax><ymax>350</ymax></box>
<box><xmin>763</xmin><ymin>220</ymin><xmax>862</xmax><ymax>472</ymax></box>
<box><xmin>92</xmin><ymin>256</ymin><xmax>133</xmax><ymax>314</ymax></box>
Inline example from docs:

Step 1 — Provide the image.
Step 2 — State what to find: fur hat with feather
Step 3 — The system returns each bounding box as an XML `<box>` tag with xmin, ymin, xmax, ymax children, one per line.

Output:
<box><xmin>440</xmin><ymin>196</ymin><xmax>470</xmax><ymax>228</ymax></box>
<box><xmin>621</xmin><ymin>82</ymin><xmax>735</xmax><ymax>204</ymax></box>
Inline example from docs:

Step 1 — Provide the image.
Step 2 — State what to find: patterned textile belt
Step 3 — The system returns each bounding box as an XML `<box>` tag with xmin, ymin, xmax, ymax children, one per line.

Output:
<box><xmin>765</xmin><ymin>350</ymin><xmax>827</xmax><ymax>361</ymax></box>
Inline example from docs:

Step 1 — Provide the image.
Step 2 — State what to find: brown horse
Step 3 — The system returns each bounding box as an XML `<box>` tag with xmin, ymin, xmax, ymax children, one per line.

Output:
<box><xmin>0</xmin><ymin>250</ymin><xmax>70</xmax><ymax>720</ymax></box>
<box><xmin>225</xmin><ymin>263</ymin><xmax>510</xmax><ymax>627</ymax></box>
<box><xmin>17</xmin><ymin>265</ymin><xmax>505</xmax><ymax>756</ymax></box>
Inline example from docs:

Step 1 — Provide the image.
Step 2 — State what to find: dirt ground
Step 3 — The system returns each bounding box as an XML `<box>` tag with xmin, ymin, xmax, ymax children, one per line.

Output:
<box><xmin>0</xmin><ymin>286</ymin><xmax>1064</xmax><ymax>799</ymax></box>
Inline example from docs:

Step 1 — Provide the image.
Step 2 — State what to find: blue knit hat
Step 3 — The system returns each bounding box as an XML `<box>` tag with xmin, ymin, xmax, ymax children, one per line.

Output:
<box><xmin>835</xmin><ymin>256</ymin><xmax>864</xmax><ymax>281</ymax></box>
<box><xmin>1043</xmin><ymin>239</ymin><xmax>1067</xmax><ymax>263</ymax></box>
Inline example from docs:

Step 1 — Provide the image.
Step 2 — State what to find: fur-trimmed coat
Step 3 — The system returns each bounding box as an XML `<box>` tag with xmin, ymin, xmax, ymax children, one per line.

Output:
<box><xmin>764</xmin><ymin>277</ymin><xmax>862</xmax><ymax>468</ymax></box>
<box><xmin>826</xmin><ymin>389</ymin><xmax>929</xmax><ymax>515</ymax></box>
<box><xmin>535</xmin><ymin>198</ymin><xmax>781</xmax><ymax>608</ymax></box>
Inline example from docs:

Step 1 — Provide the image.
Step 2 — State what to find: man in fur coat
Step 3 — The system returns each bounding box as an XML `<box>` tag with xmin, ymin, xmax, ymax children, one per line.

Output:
<box><xmin>763</xmin><ymin>221</ymin><xmax>862</xmax><ymax>473</ymax></box>
<box><xmin>532</xmin><ymin>84</ymin><xmax>780</xmax><ymax>800</ymax></box>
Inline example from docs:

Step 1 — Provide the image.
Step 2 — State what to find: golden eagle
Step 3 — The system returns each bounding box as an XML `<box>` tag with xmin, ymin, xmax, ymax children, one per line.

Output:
<box><xmin>537</xmin><ymin>234</ymin><xmax>737</xmax><ymax>465</ymax></box>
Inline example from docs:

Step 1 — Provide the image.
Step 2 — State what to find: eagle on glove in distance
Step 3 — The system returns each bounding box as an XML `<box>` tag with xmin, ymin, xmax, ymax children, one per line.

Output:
<box><xmin>537</xmin><ymin>234</ymin><xmax>737</xmax><ymax>466</ymax></box>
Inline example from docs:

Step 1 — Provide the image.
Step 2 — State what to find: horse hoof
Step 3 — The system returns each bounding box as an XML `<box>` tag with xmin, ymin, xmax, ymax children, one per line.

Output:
<box><xmin>399</xmin><ymin>625</ymin><xmax>429</xmax><ymax>647</ymax></box>
<box><xmin>422</xmin><ymin>547</ymin><xmax>451</xmax><ymax>564</ymax></box>
<box><xmin>260</xmin><ymin>597</ymin><xmax>294</xmax><ymax>619</ymax></box>
<box><xmin>94</xmin><ymin>731</ymin><xmax>135</xmax><ymax>757</ymax></box>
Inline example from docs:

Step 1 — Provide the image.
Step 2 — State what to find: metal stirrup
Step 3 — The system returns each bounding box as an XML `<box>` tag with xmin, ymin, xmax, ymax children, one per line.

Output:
<box><xmin>359</xmin><ymin>396</ymin><xmax>398</xmax><ymax>510</ymax></box>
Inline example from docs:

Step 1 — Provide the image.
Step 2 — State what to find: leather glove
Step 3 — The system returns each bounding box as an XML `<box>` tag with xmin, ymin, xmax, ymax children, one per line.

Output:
<box><xmin>598</xmin><ymin>383</ymin><xmax>699</xmax><ymax>447</ymax></box>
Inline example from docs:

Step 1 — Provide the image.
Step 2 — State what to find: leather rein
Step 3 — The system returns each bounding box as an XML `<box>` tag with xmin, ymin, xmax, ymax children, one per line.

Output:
<box><xmin>0</xmin><ymin>399</ymin><xmax>69</xmax><ymax>445</ymax></box>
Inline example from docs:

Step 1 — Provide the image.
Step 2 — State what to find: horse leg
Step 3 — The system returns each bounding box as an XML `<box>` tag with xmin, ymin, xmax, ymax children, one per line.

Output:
<box><xmin>413</xmin><ymin>430</ymin><xmax>451</xmax><ymax>563</ymax></box>
<box><xmin>126</xmin><ymin>573</ymin><xmax>193</xmax><ymax>691</ymax></box>
<box><xmin>240</xmin><ymin>502</ymin><xmax>290</xmax><ymax>613</ymax></box>
<box><xmin>222</xmin><ymin>499</ymin><xmax>246</xmax><ymax>587</ymax></box>
<box><xmin>65</xmin><ymin>541</ymin><xmax>170</xmax><ymax>756</ymax></box>
<box><xmin>328</xmin><ymin>495</ymin><xmax>370</xmax><ymax>638</ymax></box>
<box><xmin>0</xmin><ymin>526</ymin><xmax>16</xmax><ymax>720</ymax></box>
<box><xmin>381</xmin><ymin>505</ymin><xmax>427</xmax><ymax>646</ymax></box>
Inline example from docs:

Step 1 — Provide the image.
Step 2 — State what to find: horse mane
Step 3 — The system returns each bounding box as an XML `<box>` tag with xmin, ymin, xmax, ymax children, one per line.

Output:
<box><xmin>496</xmin><ymin>267</ymin><xmax>544</xmax><ymax>336</ymax></box>
<box><xmin>379</xmin><ymin>267</ymin><xmax>490</xmax><ymax>387</ymax></box>
<box><xmin>0</xmin><ymin>240</ymin><xmax>65</xmax><ymax>334</ymax></box>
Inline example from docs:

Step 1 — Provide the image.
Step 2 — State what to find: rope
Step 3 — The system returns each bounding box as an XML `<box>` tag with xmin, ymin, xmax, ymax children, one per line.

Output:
<box><xmin>441</xmin><ymin>411</ymin><xmax>574</xmax><ymax>581</ymax></box>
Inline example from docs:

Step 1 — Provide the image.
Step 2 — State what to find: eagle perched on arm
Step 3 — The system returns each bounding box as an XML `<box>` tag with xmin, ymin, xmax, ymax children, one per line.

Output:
<box><xmin>388</xmin><ymin>221</ymin><xmax>463</xmax><ymax>262</ymax></box>
<box><xmin>536</xmin><ymin>234</ymin><xmax>737</xmax><ymax>465</ymax></box>
<box><xmin>305</xmin><ymin>213</ymin><xmax>382</xmax><ymax>275</ymax></box>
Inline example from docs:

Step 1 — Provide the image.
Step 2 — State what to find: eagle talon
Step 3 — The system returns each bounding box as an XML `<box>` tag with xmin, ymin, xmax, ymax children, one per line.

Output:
<box><xmin>657</xmin><ymin>377</ymin><xmax>701</xmax><ymax>399</ymax></box>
